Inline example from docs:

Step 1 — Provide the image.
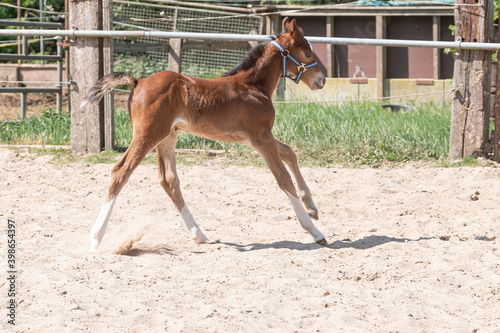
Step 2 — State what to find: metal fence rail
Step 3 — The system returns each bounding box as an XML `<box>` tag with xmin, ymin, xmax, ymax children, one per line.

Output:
<box><xmin>0</xmin><ymin>29</ymin><xmax>498</xmax><ymax>51</ymax></box>
<box><xmin>0</xmin><ymin>21</ymin><xmax>64</xmax><ymax>118</ymax></box>
<box><xmin>112</xmin><ymin>1</ymin><xmax>262</xmax><ymax>78</ymax></box>
<box><xmin>0</xmin><ymin>20</ymin><xmax>63</xmax><ymax>28</ymax></box>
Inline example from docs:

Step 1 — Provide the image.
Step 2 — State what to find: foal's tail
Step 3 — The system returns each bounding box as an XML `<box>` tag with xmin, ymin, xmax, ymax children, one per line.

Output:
<box><xmin>80</xmin><ymin>72</ymin><xmax>137</xmax><ymax>109</ymax></box>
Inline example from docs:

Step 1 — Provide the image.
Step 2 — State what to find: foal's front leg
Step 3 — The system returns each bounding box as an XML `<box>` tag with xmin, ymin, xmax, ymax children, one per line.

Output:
<box><xmin>248</xmin><ymin>132</ymin><xmax>327</xmax><ymax>245</ymax></box>
<box><xmin>275</xmin><ymin>140</ymin><xmax>319</xmax><ymax>220</ymax></box>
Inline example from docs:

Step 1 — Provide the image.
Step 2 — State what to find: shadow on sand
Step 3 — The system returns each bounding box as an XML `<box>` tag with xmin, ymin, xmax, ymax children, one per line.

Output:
<box><xmin>120</xmin><ymin>236</ymin><xmax>436</xmax><ymax>256</ymax></box>
<box><xmin>123</xmin><ymin>245</ymin><xmax>175</xmax><ymax>256</ymax></box>
<box><xmin>221</xmin><ymin>235</ymin><xmax>435</xmax><ymax>252</ymax></box>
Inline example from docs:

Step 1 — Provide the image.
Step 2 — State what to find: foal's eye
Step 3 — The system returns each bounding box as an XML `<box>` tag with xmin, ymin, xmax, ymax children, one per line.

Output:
<box><xmin>306</xmin><ymin>54</ymin><xmax>312</xmax><ymax>58</ymax></box>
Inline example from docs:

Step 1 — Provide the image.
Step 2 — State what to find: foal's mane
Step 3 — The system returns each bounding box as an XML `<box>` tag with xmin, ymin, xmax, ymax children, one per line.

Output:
<box><xmin>221</xmin><ymin>26</ymin><xmax>303</xmax><ymax>78</ymax></box>
<box><xmin>221</xmin><ymin>43</ymin><xmax>267</xmax><ymax>77</ymax></box>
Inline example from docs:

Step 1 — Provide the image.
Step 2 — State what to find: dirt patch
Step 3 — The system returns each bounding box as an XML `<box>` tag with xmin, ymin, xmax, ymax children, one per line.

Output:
<box><xmin>1</xmin><ymin>147</ymin><xmax>499</xmax><ymax>331</ymax></box>
<box><xmin>0</xmin><ymin>89</ymin><xmax>128</xmax><ymax>120</ymax></box>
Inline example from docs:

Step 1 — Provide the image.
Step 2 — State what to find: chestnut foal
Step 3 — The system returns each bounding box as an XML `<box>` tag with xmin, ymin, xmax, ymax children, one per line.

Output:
<box><xmin>82</xmin><ymin>19</ymin><xmax>327</xmax><ymax>253</ymax></box>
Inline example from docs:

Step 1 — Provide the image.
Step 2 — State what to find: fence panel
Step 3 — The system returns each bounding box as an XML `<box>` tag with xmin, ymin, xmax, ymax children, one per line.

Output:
<box><xmin>112</xmin><ymin>0</ymin><xmax>262</xmax><ymax>78</ymax></box>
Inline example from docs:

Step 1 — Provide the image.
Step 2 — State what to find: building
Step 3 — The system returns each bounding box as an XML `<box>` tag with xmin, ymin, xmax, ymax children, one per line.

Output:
<box><xmin>263</xmin><ymin>2</ymin><xmax>455</xmax><ymax>103</ymax></box>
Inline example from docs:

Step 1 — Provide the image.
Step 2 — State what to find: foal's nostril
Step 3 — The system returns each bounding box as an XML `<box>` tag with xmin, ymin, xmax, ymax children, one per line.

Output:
<box><xmin>315</xmin><ymin>75</ymin><xmax>326</xmax><ymax>89</ymax></box>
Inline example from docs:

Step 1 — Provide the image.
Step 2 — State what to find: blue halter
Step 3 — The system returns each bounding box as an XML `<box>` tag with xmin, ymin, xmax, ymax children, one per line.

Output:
<box><xmin>270</xmin><ymin>40</ymin><xmax>318</xmax><ymax>85</ymax></box>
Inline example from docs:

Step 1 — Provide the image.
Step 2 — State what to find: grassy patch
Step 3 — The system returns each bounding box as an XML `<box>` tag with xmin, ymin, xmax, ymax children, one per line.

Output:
<box><xmin>272</xmin><ymin>101</ymin><xmax>451</xmax><ymax>166</ymax></box>
<box><xmin>114</xmin><ymin>101</ymin><xmax>452</xmax><ymax>166</ymax></box>
<box><xmin>434</xmin><ymin>156</ymin><xmax>492</xmax><ymax>168</ymax></box>
<box><xmin>1</xmin><ymin>101</ymin><xmax>486</xmax><ymax>168</ymax></box>
<box><xmin>1</xmin><ymin>109</ymin><xmax>71</xmax><ymax>145</ymax></box>
<box><xmin>85</xmin><ymin>150</ymin><xmax>122</xmax><ymax>164</ymax></box>
<box><xmin>13</xmin><ymin>147</ymin><xmax>78</xmax><ymax>164</ymax></box>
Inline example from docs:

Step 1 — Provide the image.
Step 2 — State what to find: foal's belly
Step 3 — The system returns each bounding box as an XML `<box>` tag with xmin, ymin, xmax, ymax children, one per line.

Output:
<box><xmin>173</xmin><ymin>119</ymin><xmax>248</xmax><ymax>145</ymax></box>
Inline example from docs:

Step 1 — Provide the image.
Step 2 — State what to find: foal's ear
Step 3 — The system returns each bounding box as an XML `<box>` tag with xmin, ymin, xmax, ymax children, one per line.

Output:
<box><xmin>289</xmin><ymin>19</ymin><xmax>303</xmax><ymax>41</ymax></box>
<box><xmin>282</xmin><ymin>17</ymin><xmax>290</xmax><ymax>32</ymax></box>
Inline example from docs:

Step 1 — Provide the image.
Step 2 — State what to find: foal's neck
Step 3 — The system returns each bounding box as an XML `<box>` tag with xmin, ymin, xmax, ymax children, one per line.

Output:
<box><xmin>239</xmin><ymin>45</ymin><xmax>283</xmax><ymax>98</ymax></box>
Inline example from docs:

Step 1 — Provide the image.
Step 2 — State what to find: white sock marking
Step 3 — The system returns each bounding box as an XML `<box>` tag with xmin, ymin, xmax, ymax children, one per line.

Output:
<box><xmin>179</xmin><ymin>205</ymin><xmax>209</xmax><ymax>244</ymax></box>
<box><xmin>89</xmin><ymin>197</ymin><xmax>117</xmax><ymax>253</ymax></box>
<box><xmin>285</xmin><ymin>191</ymin><xmax>324</xmax><ymax>242</ymax></box>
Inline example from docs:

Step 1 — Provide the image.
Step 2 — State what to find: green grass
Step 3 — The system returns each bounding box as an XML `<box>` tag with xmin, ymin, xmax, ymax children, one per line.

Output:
<box><xmin>272</xmin><ymin>101</ymin><xmax>451</xmax><ymax>166</ymax></box>
<box><xmin>0</xmin><ymin>101</ymin><xmax>469</xmax><ymax>167</ymax></box>
<box><xmin>0</xmin><ymin>109</ymin><xmax>70</xmax><ymax>145</ymax></box>
<box><xmin>114</xmin><ymin>101</ymin><xmax>453</xmax><ymax>166</ymax></box>
<box><xmin>28</xmin><ymin>147</ymin><xmax>79</xmax><ymax>164</ymax></box>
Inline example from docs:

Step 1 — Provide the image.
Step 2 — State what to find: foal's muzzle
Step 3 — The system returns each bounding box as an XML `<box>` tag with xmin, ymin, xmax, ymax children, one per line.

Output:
<box><xmin>312</xmin><ymin>75</ymin><xmax>326</xmax><ymax>90</ymax></box>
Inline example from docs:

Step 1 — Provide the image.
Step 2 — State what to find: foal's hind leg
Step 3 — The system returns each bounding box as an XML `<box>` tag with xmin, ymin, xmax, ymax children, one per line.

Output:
<box><xmin>89</xmin><ymin>137</ymin><xmax>156</xmax><ymax>253</ymax></box>
<box><xmin>276</xmin><ymin>140</ymin><xmax>319</xmax><ymax>220</ymax></box>
<box><xmin>156</xmin><ymin>132</ymin><xmax>213</xmax><ymax>244</ymax></box>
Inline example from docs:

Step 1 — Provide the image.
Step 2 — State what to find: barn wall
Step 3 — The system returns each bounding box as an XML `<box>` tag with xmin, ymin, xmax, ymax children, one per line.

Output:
<box><xmin>289</xmin><ymin>14</ymin><xmax>454</xmax><ymax>80</ymax></box>
<box><xmin>386</xmin><ymin>16</ymin><xmax>434</xmax><ymax>79</ymax></box>
<box><xmin>284</xmin><ymin>78</ymin><xmax>454</xmax><ymax>104</ymax></box>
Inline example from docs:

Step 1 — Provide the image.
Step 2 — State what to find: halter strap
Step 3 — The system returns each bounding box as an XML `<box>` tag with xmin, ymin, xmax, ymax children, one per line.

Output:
<box><xmin>270</xmin><ymin>40</ymin><xmax>318</xmax><ymax>85</ymax></box>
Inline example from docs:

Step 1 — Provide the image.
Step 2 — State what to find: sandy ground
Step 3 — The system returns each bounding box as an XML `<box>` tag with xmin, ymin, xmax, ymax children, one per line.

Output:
<box><xmin>0</xmin><ymin>91</ymin><xmax>62</xmax><ymax>120</ymax></box>
<box><xmin>1</xmin><ymin>147</ymin><xmax>500</xmax><ymax>332</ymax></box>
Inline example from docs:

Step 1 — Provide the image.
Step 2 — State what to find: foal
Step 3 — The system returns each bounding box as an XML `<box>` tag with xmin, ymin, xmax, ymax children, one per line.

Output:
<box><xmin>82</xmin><ymin>19</ymin><xmax>327</xmax><ymax>253</ymax></box>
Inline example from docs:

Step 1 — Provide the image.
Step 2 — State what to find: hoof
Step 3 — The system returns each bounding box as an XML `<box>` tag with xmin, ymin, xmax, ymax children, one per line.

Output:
<box><xmin>199</xmin><ymin>238</ymin><xmax>217</xmax><ymax>245</ymax></box>
<box><xmin>316</xmin><ymin>238</ymin><xmax>328</xmax><ymax>246</ymax></box>
<box><xmin>308</xmin><ymin>209</ymin><xmax>319</xmax><ymax>220</ymax></box>
<box><xmin>88</xmin><ymin>239</ymin><xmax>100</xmax><ymax>253</ymax></box>
<box><xmin>192</xmin><ymin>234</ymin><xmax>217</xmax><ymax>245</ymax></box>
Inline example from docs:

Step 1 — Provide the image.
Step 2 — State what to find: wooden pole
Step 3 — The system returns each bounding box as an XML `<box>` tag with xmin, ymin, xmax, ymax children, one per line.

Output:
<box><xmin>17</xmin><ymin>0</ymin><xmax>21</xmax><ymax>64</ymax></box>
<box><xmin>168</xmin><ymin>38</ymin><xmax>182</xmax><ymax>73</ymax></box>
<box><xmin>326</xmin><ymin>16</ymin><xmax>335</xmax><ymax>78</ymax></box>
<box><xmin>265</xmin><ymin>13</ymin><xmax>280</xmax><ymax>37</ymax></box>
<box><xmin>450</xmin><ymin>0</ymin><xmax>494</xmax><ymax>160</ymax></box>
<box><xmin>376</xmin><ymin>15</ymin><xmax>386</xmax><ymax>100</ymax></box>
<box><xmin>168</xmin><ymin>9</ymin><xmax>181</xmax><ymax>73</ymax></box>
<box><xmin>69</xmin><ymin>0</ymin><xmax>104</xmax><ymax>153</ymax></box>
<box><xmin>494</xmin><ymin>6</ymin><xmax>500</xmax><ymax>162</ymax></box>
<box><xmin>432</xmin><ymin>16</ymin><xmax>440</xmax><ymax>80</ymax></box>
<box><xmin>266</xmin><ymin>14</ymin><xmax>283</xmax><ymax>99</ymax></box>
<box><xmin>103</xmin><ymin>0</ymin><xmax>114</xmax><ymax>150</ymax></box>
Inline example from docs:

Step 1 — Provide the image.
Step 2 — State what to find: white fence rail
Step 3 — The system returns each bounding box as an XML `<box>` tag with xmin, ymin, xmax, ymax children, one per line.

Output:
<box><xmin>0</xmin><ymin>29</ymin><xmax>498</xmax><ymax>51</ymax></box>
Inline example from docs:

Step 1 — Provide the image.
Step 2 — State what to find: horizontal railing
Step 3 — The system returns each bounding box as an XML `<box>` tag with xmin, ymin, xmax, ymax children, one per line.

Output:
<box><xmin>0</xmin><ymin>29</ymin><xmax>496</xmax><ymax>51</ymax></box>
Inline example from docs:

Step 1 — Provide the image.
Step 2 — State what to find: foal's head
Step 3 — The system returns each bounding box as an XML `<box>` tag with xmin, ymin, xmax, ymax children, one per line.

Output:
<box><xmin>276</xmin><ymin>18</ymin><xmax>326</xmax><ymax>90</ymax></box>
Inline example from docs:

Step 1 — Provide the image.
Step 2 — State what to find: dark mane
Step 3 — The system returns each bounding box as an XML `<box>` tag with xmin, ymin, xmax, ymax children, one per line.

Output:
<box><xmin>221</xmin><ymin>43</ymin><xmax>267</xmax><ymax>77</ymax></box>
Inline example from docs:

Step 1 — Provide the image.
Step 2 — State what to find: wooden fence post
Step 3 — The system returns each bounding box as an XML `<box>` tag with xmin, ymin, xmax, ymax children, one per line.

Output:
<box><xmin>450</xmin><ymin>0</ymin><xmax>494</xmax><ymax>160</ymax></box>
<box><xmin>266</xmin><ymin>14</ymin><xmax>283</xmax><ymax>99</ymax></box>
<box><xmin>69</xmin><ymin>0</ymin><xmax>104</xmax><ymax>153</ymax></box>
<box><xmin>102</xmin><ymin>0</ymin><xmax>115</xmax><ymax>149</ymax></box>
<box><xmin>326</xmin><ymin>16</ymin><xmax>335</xmax><ymax>78</ymax></box>
<box><xmin>376</xmin><ymin>15</ymin><xmax>386</xmax><ymax>100</ymax></box>
<box><xmin>432</xmin><ymin>16</ymin><xmax>441</xmax><ymax>80</ymax></box>
<box><xmin>103</xmin><ymin>0</ymin><xmax>114</xmax><ymax>150</ymax></box>
<box><xmin>494</xmin><ymin>6</ymin><xmax>500</xmax><ymax>162</ymax></box>
<box><xmin>168</xmin><ymin>38</ymin><xmax>182</xmax><ymax>73</ymax></box>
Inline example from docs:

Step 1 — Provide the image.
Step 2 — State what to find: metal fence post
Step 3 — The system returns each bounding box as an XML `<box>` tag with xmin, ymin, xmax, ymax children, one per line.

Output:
<box><xmin>56</xmin><ymin>37</ymin><xmax>63</xmax><ymax>114</ymax></box>
<box><xmin>103</xmin><ymin>0</ymin><xmax>114</xmax><ymax>150</ymax></box>
<box><xmin>20</xmin><ymin>92</ymin><xmax>27</xmax><ymax>119</ymax></box>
